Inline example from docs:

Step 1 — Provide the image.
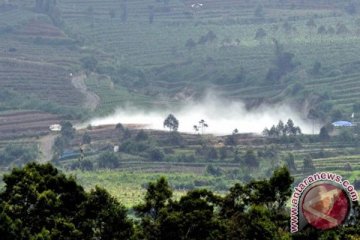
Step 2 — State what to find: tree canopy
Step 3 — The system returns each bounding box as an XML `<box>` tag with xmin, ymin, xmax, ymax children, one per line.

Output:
<box><xmin>1</xmin><ymin>163</ymin><xmax>359</xmax><ymax>239</ymax></box>
<box><xmin>163</xmin><ymin>114</ymin><xmax>179</xmax><ymax>131</ymax></box>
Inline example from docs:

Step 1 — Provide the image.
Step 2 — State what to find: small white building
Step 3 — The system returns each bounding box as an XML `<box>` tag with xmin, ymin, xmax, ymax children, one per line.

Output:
<box><xmin>49</xmin><ymin>124</ymin><xmax>62</xmax><ymax>132</ymax></box>
<box><xmin>114</xmin><ymin>145</ymin><xmax>119</xmax><ymax>153</ymax></box>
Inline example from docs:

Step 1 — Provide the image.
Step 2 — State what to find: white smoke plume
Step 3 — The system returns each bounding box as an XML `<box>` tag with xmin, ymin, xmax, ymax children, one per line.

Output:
<box><xmin>85</xmin><ymin>94</ymin><xmax>318</xmax><ymax>135</ymax></box>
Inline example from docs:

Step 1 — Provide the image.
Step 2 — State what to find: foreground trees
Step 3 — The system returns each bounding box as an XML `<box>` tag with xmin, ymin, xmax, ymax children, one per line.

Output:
<box><xmin>134</xmin><ymin>166</ymin><xmax>293</xmax><ymax>239</ymax></box>
<box><xmin>1</xmin><ymin>163</ymin><xmax>359</xmax><ymax>239</ymax></box>
<box><xmin>0</xmin><ymin>163</ymin><xmax>133</xmax><ymax>239</ymax></box>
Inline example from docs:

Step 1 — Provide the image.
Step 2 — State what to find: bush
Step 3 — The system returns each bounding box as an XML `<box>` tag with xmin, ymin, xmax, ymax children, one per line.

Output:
<box><xmin>167</xmin><ymin>131</ymin><xmax>185</xmax><ymax>146</ymax></box>
<box><xmin>148</xmin><ymin>148</ymin><xmax>165</xmax><ymax>161</ymax></box>
<box><xmin>97</xmin><ymin>152</ymin><xmax>120</xmax><ymax>169</ymax></box>
<box><xmin>135</xmin><ymin>130</ymin><xmax>149</xmax><ymax>141</ymax></box>
<box><xmin>0</xmin><ymin>144</ymin><xmax>38</xmax><ymax>167</ymax></box>
<box><xmin>120</xmin><ymin>140</ymin><xmax>150</xmax><ymax>154</ymax></box>
<box><xmin>176</xmin><ymin>154</ymin><xmax>195</xmax><ymax>162</ymax></box>
<box><xmin>206</xmin><ymin>165</ymin><xmax>222</xmax><ymax>176</ymax></box>
<box><xmin>206</xmin><ymin>147</ymin><xmax>218</xmax><ymax>161</ymax></box>
<box><xmin>70</xmin><ymin>159</ymin><xmax>94</xmax><ymax>171</ymax></box>
<box><xmin>80</xmin><ymin>56</ymin><xmax>98</xmax><ymax>71</ymax></box>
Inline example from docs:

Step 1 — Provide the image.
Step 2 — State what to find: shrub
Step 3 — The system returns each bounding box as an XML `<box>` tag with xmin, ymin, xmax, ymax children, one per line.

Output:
<box><xmin>148</xmin><ymin>148</ymin><xmax>165</xmax><ymax>161</ymax></box>
<box><xmin>97</xmin><ymin>152</ymin><xmax>120</xmax><ymax>169</ymax></box>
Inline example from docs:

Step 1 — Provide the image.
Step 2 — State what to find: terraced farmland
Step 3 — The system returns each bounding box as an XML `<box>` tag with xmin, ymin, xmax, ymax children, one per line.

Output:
<box><xmin>0</xmin><ymin>110</ymin><xmax>60</xmax><ymax>139</ymax></box>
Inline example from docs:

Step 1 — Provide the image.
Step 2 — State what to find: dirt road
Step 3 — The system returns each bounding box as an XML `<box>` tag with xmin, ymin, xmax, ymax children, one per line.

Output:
<box><xmin>71</xmin><ymin>73</ymin><xmax>100</xmax><ymax>111</ymax></box>
<box><xmin>39</xmin><ymin>134</ymin><xmax>57</xmax><ymax>163</ymax></box>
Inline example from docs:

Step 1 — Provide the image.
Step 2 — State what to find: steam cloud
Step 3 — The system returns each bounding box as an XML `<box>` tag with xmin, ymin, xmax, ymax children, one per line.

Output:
<box><xmin>85</xmin><ymin>95</ymin><xmax>318</xmax><ymax>135</ymax></box>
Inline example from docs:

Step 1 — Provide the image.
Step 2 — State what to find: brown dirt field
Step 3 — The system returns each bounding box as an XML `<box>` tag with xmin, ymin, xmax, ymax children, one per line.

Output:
<box><xmin>0</xmin><ymin>111</ymin><xmax>61</xmax><ymax>140</ymax></box>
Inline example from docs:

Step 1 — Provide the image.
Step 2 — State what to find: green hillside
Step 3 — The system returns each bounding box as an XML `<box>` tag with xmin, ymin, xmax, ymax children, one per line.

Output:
<box><xmin>1</xmin><ymin>0</ymin><xmax>360</xmax><ymax>120</ymax></box>
<box><xmin>55</xmin><ymin>0</ymin><xmax>360</xmax><ymax>119</ymax></box>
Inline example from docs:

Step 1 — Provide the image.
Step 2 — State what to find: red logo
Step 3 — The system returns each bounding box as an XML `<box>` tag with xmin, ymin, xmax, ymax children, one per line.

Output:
<box><xmin>301</xmin><ymin>183</ymin><xmax>350</xmax><ymax>230</ymax></box>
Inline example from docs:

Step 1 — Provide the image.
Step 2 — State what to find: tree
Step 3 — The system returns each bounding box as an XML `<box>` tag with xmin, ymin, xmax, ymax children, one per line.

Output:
<box><xmin>286</xmin><ymin>119</ymin><xmax>298</xmax><ymax>135</ymax></box>
<box><xmin>60</xmin><ymin>121</ymin><xmax>75</xmax><ymax>139</ymax></box>
<box><xmin>77</xmin><ymin>187</ymin><xmax>133</xmax><ymax>239</ymax></box>
<box><xmin>266</xmin><ymin>39</ymin><xmax>297</xmax><ymax>83</ymax></box>
<box><xmin>135</xmin><ymin>130</ymin><xmax>149</xmax><ymax>141</ymax></box>
<box><xmin>80</xmin><ymin>56</ymin><xmax>98</xmax><ymax>71</ymax></box>
<box><xmin>82</xmin><ymin>133</ymin><xmax>91</xmax><ymax>145</ymax></box>
<box><xmin>135</xmin><ymin>177</ymin><xmax>172</xmax><ymax>218</ymax></box>
<box><xmin>244</xmin><ymin>149</ymin><xmax>259</xmax><ymax>169</ymax></box>
<box><xmin>97</xmin><ymin>152</ymin><xmax>120</xmax><ymax>169</ymax></box>
<box><xmin>276</xmin><ymin>120</ymin><xmax>285</xmax><ymax>136</ymax></box>
<box><xmin>148</xmin><ymin>148</ymin><xmax>165</xmax><ymax>161</ymax></box>
<box><xmin>163</xmin><ymin>114</ymin><xmax>179</xmax><ymax>131</ymax></box>
<box><xmin>198</xmin><ymin>119</ymin><xmax>208</xmax><ymax>134</ymax></box>
<box><xmin>0</xmin><ymin>163</ymin><xmax>133</xmax><ymax>239</ymax></box>
<box><xmin>115</xmin><ymin>122</ymin><xmax>125</xmax><ymax>132</ymax></box>
<box><xmin>0</xmin><ymin>144</ymin><xmax>38</xmax><ymax>167</ymax></box>
<box><xmin>222</xmin><ymin>166</ymin><xmax>293</xmax><ymax>239</ymax></box>
<box><xmin>319</xmin><ymin>126</ymin><xmax>330</xmax><ymax>141</ymax></box>
<box><xmin>303</xmin><ymin>155</ymin><xmax>315</xmax><ymax>173</ymax></box>
<box><xmin>284</xmin><ymin>153</ymin><xmax>296</xmax><ymax>172</ymax></box>
<box><xmin>207</xmin><ymin>147</ymin><xmax>218</xmax><ymax>160</ymax></box>
<box><xmin>206</xmin><ymin>164</ymin><xmax>222</xmax><ymax>176</ymax></box>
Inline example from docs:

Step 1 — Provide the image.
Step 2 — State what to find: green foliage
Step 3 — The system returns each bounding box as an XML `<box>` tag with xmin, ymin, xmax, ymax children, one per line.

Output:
<box><xmin>244</xmin><ymin>149</ymin><xmax>259</xmax><ymax>169</ymax></box>
<box><xmin>206</xmin><ymin>164</ymin><xmax>222</xmax><ymax>176</ymax></box>
<box><xmin>80</xmin><ymin>56</ymin><xmax>98</xmax><ymax>71</ymax></box>
<box><xmin>3</xmin><ymin>163</ymin><xmax>359</xmax><ymax>239</ymax></box>
<box><xmin>135</xmin><ymin>130</ymin><xmax>149</xmax><ymax>141</ymax></box>
<box><xmin>163</xmin><ymin>114</ymin><xmax>179</xmax><ymax>131</ymax></box>
<box><xmin>319</xmin><ymin>126</ymin><xmax>330</xmax><ymax>141</ymax></box>
<box><xmin>97</xmin><ymin>152</ymin><xmax>120</xmax><ymax>169</ymax></box>
<box><xmin>148</xmin><ymin>148</ymin><xmax>165</xmax><ymax>161</ymax></box>
<box><xmin>53</xmin><ymin>136</ymin><xmax>66</xmax><ymax>157</ymax></box>
<box><xmin>0</xmin><ymin>144</ymin><xmax>38</xmax><ymax>167</ymax></box>
<box><xmin>60</xmin><ymin>121</ymin><xmax>75</xmax><ymax>140</ymax></box>
<box><xmin>134</xmin><ymin>177</ymin><xmax>172</xmax><ymax>220</ymax></box>
<box><xmin>263</xmin><ymin>119</ymin><xmax>301</xmax><ymax>137</ymax></box>
<box><xmin>302</xmin><ymin>155</ymin><xmax>316</xmax><ymax>174</ymax></box>
<box><xmin>0</xmin><ymin>163</ymin><xmax>133</xmax><ymax>239</ymax></box>
<box><xmin>266</xmin><ymin>40</ymin><xmax>298</xmax><ymax>83</ymax></box>
<box><xmin>284</xmin><ymin>153</ymin><xmax>296</xmax><ymax>172</ymax></box>
<box><xmin>81</xmin><ymin>132</ymin><xmax>91</xmax><ymax>145</ymax></box>
<box><xmin>165</xmin><ymin>131</ymin><xmax>184</xmax><ymax>146</ymax></box>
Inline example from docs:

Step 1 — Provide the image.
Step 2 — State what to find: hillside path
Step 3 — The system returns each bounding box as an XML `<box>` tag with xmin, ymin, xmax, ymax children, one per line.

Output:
<box><xmin>71</xmin><ymin>73</ymin><xmax>100</xmax><ymax>111</ymax></box>
<box><xmin>39</xmin><ymin>134</ymin><xmax>57</xmax><ymax>163</ymax></box>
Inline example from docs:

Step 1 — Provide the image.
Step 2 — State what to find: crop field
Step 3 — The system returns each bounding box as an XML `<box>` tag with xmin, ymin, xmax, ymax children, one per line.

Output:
<box><xmin>0</xmin><ymin>110</ymin><xmax>60</xmax><ymax>139</ymax></box>
<box><xmin>48</xmin><ymin>0</ymin><xmax>360</xmax><ymax>117</ymax></box>
<box><xmin>68</xmin><ymin>170</ymin><xmax>224</xmax><ymax>207</ymax></box>
<box><xmin>42</xmin><ymin>124</ymin><xmax>358</xmax><ymax>206</ymax></box>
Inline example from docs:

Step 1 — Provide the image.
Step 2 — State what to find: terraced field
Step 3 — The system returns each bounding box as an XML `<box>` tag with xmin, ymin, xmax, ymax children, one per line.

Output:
<box><xmin>49</xmin><ymin>0</ymin><xmax>360</xmax><ymax>116</ymax></box>
<box><xmin>0</xmin><ymin>110</ymin><xmax>60</xmax><ymax>139</ymax></box>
